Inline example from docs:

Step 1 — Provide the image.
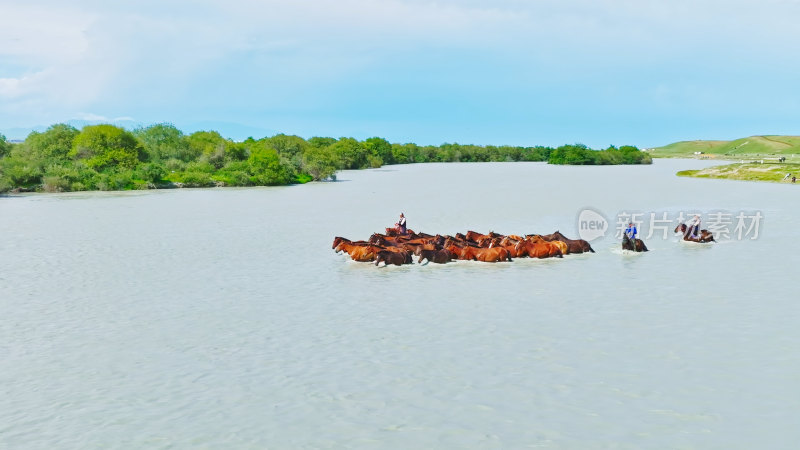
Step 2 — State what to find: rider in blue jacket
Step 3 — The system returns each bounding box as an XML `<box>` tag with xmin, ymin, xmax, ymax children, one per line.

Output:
<box><xmin>623</xmin><ymin>222</ymin><xmax>637</xmax><ymax>246</ymax></box>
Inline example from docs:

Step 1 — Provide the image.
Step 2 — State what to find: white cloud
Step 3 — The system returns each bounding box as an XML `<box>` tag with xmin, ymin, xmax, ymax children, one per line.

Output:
<box><xmin>0</xmin><ymin>70</ymin><xmax>50</xmax><ymax>98</ymax></box>
<box><xmin>76</xmin><ymin>113</ymin><xmax>135</xmax><ymax>122</ymax></box>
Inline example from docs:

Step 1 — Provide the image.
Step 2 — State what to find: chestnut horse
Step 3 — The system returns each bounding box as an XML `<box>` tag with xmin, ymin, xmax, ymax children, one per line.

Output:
<box><xmin>332</xmin><ymin>236</ymin><xmax>369</xmax><ymax>250</ymax></box>
<box><xmin>492</xmin><ymin>237</ymin><xmax>522</xmax><ymax>257</ymax></box>
<box><xmin>528</xmin><ymin>235</ymin><xmax>567</xmax><ymax>256</ymax></box>
<box><xmin>537</xmin><ymin>231</ymin><xmax>595</xmax><ymax>254</ymax></box>
<box><xmin>455</xmin><ymin>245</ymin><xmax>512</xmax><ymax>262</ymax></box>
<box><xmin>674</xmin><ymin>224</ymin><xmax>715</xmax><ymax>243</ymax></box>
<box><xmin>514</xmin><ymin>239</ymin><xmax>563</xmax><ymax>258</ymax></box>
<box><xmin>334</xmin><ymin>241</ymin><xmax>381</xmax><ymax>262</ymax></box>
<box><xmin>465</xmin><ymin>230</ymin><xmax>493</xmax><ymax>245</ymax></box>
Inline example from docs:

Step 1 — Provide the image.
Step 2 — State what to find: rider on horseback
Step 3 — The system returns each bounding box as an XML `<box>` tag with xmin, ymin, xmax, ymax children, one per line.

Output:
<box><xmin>395</xmin><ymin>213</ymin><xmax>407</xmax><ymax>235</ymax></box>
<box><xmin>688</xmin><ymin>215</ymin><xmax>701</xmax><ymax>239</ymax></box>
<box><xmin>623</xmin><ymin>222</ymin><xmax>637</xmax><ymax>247</ymax></box>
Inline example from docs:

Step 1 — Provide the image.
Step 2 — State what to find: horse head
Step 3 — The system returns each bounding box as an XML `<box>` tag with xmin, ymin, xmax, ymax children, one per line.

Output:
<box><xmin>332</xmin><ymin>236</ymin><xmax>346</xmax><ymax>249</ymax></box>
<box><xmin>334</xmin><ymin>241</ymin><xmax>346</xmax><ymax>254</ymax></box>
<box><xmin>369</xmin><ymin>234</ymin><xmax>388</xmax><ymax>246</ymax></box>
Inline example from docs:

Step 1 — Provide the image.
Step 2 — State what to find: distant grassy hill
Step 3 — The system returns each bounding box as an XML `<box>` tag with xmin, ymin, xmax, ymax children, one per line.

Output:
<box><xmin>650</xmin><ymin>135</ymin><xmax>800</xmax><ymax>161</ymax></box>
<box><xmin>677</xmin><ymin>163</ymin><xmax>800</xmax><ymax>183</ymax></box>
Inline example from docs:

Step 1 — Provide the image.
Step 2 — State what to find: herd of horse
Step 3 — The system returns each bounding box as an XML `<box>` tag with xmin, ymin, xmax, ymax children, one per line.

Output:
<box><xmin>332</xmin><ymin>228</ymin><xmax>596</xmax><ymax>266</ymax></box>
<box><xmin>333</xmin><ymin>223</ymin><xmax>717</xmax><ymax>266</ymax></box>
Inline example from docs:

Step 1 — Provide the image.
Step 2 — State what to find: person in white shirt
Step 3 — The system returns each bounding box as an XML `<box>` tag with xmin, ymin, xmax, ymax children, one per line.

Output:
<box><xmin>395</xmin><ymin>213</ymin><xmax>407</xmax><ymax>234</ymax></box>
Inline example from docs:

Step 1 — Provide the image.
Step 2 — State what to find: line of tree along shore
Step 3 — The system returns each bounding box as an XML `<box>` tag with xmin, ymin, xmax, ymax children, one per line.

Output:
<box><xmin>0</xmin><ymin>124</ymin><xmax>651</xmax><ymax>193</ymax></box>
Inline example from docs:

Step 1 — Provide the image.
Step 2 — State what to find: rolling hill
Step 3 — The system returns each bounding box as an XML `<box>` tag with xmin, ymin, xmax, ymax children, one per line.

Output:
<box><xmin>650</xmin><ymin>135</ymin><xmax>800</xmax><ymax>160</ymax></box>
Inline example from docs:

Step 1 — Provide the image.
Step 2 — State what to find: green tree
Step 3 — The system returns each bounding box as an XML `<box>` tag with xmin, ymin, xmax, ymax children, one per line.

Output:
<box><xmin>133</xmin><ymin>123</ymin><xmax>191</xmax><ymax>162</ymax></box>
<box><xmin>264</xmin><ymin>134</ymin><xmax>308</xmax><ymax>158</ymax></box>
<box><xmin>70</xmin><ymin>125</ymin><xmax>143</xmax><ymax>171</ymax></box>
<box><xmin>365</xmin><ymin>137</ymin><xmax>394</xmax><ymax>165</ymax></box>
<box><xmin>390</xmin><ymin>143</ymin><xmax>411</xmax><ymax>163</ymax></box>
<box><xmin>329</xmin><ymin>137</ymin><xmax>368</xmax><ymax>169</ymax></box>
<box><xmin>0</xmin><ymin>156</ymin><xmax>44</xmax><ymax>187</ymax></box>
<box><xmin>308</xmin><ymin>136</ymin><xmax>337</xmax><ymax>148</ymax></box>
<box><xmin>186</xmin><ymin>131</ymin><xmax>232</xmax><ymax>168</ymax></box>
<box><xmin>549</xmin><ymin>144</ymin><xmax>592</xmax><ymax>165</ymax></box>
<box><xmin>262</xmin><ymin>134</ymin><xmax>307</xmax><ymax>176</ymax></box>
<box><xmin>302</xmin><ymin>144</ymin><xmax>338</xmax><ymax>180</ymax></box>
<box><xmin>0</xmin><ymin>133</ymin><xmax>12</xmax><ymax>158</ymax></box>
<box><xmin>248</xmin><ymin>143</ymin><xmax>293</xmax><ymax>185</ymax></box>
<box><xmin>23</xmin><ymin>124</ymin><xmax>79</xmax><ymax>160</ymax></box>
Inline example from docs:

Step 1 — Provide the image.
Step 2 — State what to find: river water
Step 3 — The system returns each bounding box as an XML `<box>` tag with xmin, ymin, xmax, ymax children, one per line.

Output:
<box><xmin>1</xmin><ymin>160</ymin><xmax>798</xmax><ymax>448</ymax></box>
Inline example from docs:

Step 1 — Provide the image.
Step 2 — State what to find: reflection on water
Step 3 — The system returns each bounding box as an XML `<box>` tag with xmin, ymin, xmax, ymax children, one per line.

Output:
<box><xmin>1</xmin><ymin>160</ymin><xmax>798</xmax><ymax>448</ymax></box>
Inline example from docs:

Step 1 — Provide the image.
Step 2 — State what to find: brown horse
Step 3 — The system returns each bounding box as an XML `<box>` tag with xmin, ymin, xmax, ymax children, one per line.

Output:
<box><xmin>537</xmin><ymin>231</ymin><xmax>595</xmax><ymax>254</ymax></box>
<box><xmin>674</xmin><ymin>224</ymin><xmax>715</xmax><ymax>243</ymax></box>
<box><xmin>529</xmin><ymin>235</ymin><xmax>567</xmax><ymax>256</ymax></box>
<box><xmin>464</xmin><ymin>230</ymin><xmax>492</xmax><ymax>245</ymax></box>
<box><xmin>622</xmin><ymin>237</ymin><xmax>649</xmax><ymax>252</ymax></box>
<box><xmin>369</xmin><ymin>234</ymin><xmax>395</xmax><ymax>247</ymax></box>
<box><xmin>414</xmin><ymin>247</ymin><xmax>457</xmax><ymax>264</ymax></box>
<box><xmin>375</xmin><ymin>250</ymin><xmax>413</xmax><ymax>266</ymax></box>
<box><xmin>334</xmin><ymin>241</ymin><xmax>381</xmax><ymax>262</ymax></box>
<box><xmin>514</xmin><ymin>239</ymin><xmax>563</xmax><ymax>258</ymax></box>
<box><xmin>485</xmin><ymin>236</ymin><xmax>528</xmax><ymax>258</ymax></box>
<box><xmin>443</xmin><ymin>241</ymin><xmax>472</xmax><ymax>260</ymax></box>
<box><xmin>332</xmin><ymin>236</ymin><xmax>369</xmax><ymax>250</ymax></box>
<box><xmin>384</xmin><ymin>227</ymin><xmax>415</xmax><ymax>237</ymax></box>
<box><xmin>457</xmin><ymin>245</ymin><xmax>512</xmax><ymax>262</ymax></box>
<box><xmin>493</xmin><ymin>237</ymin><xmax>523</xmax><ymax>257</ymax></box>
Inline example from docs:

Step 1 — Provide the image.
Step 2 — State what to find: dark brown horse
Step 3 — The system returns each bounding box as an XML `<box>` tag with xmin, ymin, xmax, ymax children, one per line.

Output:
<box><xmin>384</xmin><ymin>227</ymin><xmax>415</xmax><ymax>237</ymax></box>
<box><xmin>414</xmin><ymin>247</ymin><xmax>457</xmax><ymax>264</ymax></box>
<box><xmin>674</xmin><ymin>224</ymin><xmax>715</xmax><ymax>243</ymax></box>
<box><xmin>537</xmin><ymin>231</ymin><xmax>595</xmax><ymax>254</ymax></box>
<box><xmin>375</xmin><ymin>250</ymin><xmax>413</xmax><ymax>266</ymax></box>
<box><xmin>369</xmin><ymin>234</ymin><xmax>395</xmax><ymax>247</ymax></box>
<box><xmin>622</xmin><ymin>237</ymin><xmax>649</xmax><ymax>252</ymax></box>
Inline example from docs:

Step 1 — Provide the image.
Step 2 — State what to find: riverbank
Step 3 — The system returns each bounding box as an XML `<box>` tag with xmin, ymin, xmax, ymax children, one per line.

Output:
<box><xmin>677</xmin><ymin>162</ymin><xmax>800</xmax><ymax>183</ymax></box>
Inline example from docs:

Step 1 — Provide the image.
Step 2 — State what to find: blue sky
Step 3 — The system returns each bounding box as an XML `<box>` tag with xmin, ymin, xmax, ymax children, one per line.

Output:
<box><xmin>2</xmin><ymin>0</ymin><xmax>799</xmax><ymax>147</ymax></box>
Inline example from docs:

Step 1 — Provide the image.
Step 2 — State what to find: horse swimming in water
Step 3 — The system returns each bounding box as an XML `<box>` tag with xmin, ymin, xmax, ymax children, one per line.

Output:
<box><xmin>674</xmin><ymin>224</ymin><xmax>715</xmax><ymax>243</ymax></box>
